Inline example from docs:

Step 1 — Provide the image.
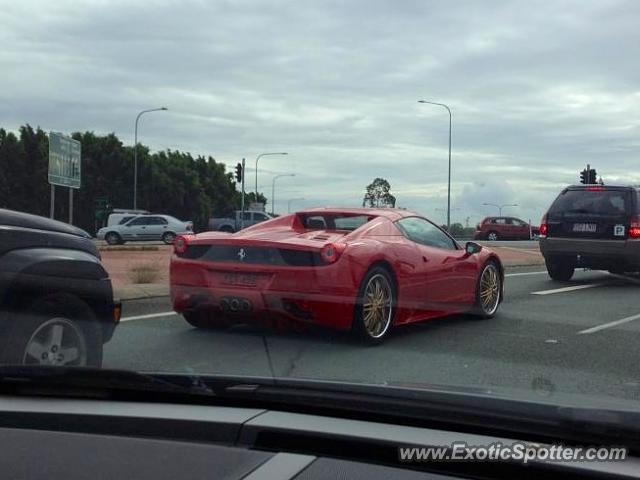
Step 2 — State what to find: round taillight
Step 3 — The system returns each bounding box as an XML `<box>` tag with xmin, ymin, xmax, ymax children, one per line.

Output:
<box><xmin>320</xmin><ymin>243</ymin><xmax>346</xmax><ymax>264</ymax></box>
<box><xmin>174</xmin><ymin>235</ymin><xmax>190</xmax><ymax>255</ymax></box>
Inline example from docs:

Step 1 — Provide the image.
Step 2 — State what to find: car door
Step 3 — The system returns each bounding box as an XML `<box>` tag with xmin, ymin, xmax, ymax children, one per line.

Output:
<box><xmin>395</xmin><ymin>217</ymin><xmax>477</xmax><ymax>312</ymax></box>
<box><xmin>145</xmin><ymin>216</ymin><xmax>168</xmax><ymax>240</ymax></box>
<box><xmin>510</xmin><ymin>218</ymin><xmax>530</xmax><ymax>240</ymax></box>
<box><xmin>491</xmin><ymin>217</ymin><xmax>508</xmax><ymax>239</ymax></box>
<box><xmin>121</xmin><ymin>216</ymin><xmax>150</xmax><ymax>240</ymax></box>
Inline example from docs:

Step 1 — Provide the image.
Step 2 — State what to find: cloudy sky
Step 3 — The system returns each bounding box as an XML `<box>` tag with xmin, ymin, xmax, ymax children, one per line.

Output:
<box><xmin>2</xmin><ymin>0</ymin><xmax>640</xmax><ymax>223</ymax></box>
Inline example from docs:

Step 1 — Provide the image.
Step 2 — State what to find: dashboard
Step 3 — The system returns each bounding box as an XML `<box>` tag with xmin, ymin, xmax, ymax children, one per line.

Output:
<box><xmin>0</xmin><ymin>396</ymin><xmax>638</xmax><ymax>479</ymax></box>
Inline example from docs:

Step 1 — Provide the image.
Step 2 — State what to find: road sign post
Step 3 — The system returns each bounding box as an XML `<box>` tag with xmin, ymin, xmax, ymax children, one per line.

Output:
<box><xmin>48</xmin><ymin>132</ymin><xmax>81</xmax><ymax>223</ymax></box>
<box><xmin>240</xmin><ymin>158</ymin><xmax>246</xmax><ymax>230</ymax></box>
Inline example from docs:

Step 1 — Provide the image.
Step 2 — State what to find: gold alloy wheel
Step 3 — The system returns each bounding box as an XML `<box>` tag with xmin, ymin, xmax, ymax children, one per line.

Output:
<box><xmin>362</xmin><ymin>273</ymin><xmax>393</xmax><ymax>338</ymax></box>
<box><xmin>479</xmin><ymin>263</ymin><xmax>501</xmax><ymax>315</ymax></box>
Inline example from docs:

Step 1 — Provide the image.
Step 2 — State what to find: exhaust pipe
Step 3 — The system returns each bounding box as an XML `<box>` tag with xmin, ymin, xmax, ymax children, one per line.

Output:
<box><xmin>229</xmin><ymin>298</ymin><xmax>241</xmax><ymax>311</ymax></box>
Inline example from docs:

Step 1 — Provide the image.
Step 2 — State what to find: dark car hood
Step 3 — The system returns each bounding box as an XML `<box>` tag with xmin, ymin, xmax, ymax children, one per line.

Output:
<box><xmin>0</xmin><ymin>209</ymin><xmax>90</xmax><ymax>238</ymax></box>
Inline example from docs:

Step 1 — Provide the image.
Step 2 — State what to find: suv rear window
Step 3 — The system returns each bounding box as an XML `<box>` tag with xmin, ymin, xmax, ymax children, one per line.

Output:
<box><xmin>548</xmin><ymin>189</ymin><xmax>632</xmax><ymax>218</ymax></box>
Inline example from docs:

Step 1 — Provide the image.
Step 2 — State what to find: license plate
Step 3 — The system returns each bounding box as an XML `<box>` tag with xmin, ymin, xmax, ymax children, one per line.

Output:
<box><xmin>221</xmin><ymin>272</ymin><xmax>258</xmax><ymax>286</ymax></box>
<box><xmin>573</xmin><ymin>223</ymin><xmax>597</xmax><ymax>233</ymax></box>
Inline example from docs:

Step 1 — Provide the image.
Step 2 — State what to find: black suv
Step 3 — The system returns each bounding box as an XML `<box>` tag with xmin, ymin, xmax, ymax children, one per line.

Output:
<box><xmin>0</xmin><ymin>209</ymin><xmax>120</xmax><ymax>366</ymax></box>
<box><xmin>539</xmin><ymin>185</ymin><xmax>640</xmax><ymax>280</ymax></box>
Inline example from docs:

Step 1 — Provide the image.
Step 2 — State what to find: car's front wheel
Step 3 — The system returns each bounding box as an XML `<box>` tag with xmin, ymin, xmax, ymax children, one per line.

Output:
<box><xmin>105</xmin><ymin>232</ymin><xmax>122</xmax><ymax>245</ymax></box>
<box><xmin>0</xmin><ymin>296</ymin><xmax>103</xmax><ymax>367</ymax></box>
<box><xmin>353</xmin><ymin>267</ymin><xmax>396</xmax><ymax>344</ymax></box>
<box><xmin>546</xmin><ymin>258</ymin><xmax>575</xmax><ymax>281</ymax></box>
<box><xmin>474</xmin><ymin>261</ymin><xmax>502</xmax><ymax>318</ymax></box>
<box><xmin>486</xmin><ymin>231</ymin><xmax>499</xmax><ymax>241</ymax></box>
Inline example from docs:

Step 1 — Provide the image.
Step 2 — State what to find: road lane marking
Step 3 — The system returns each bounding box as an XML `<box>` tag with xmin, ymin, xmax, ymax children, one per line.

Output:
<box><xmin>505</xmin><ymin>271</ymin><xmax>547</xmax><ymax>277</ymax></box>
<box><xmin>578</xmin><ymin>312</ymin><xmax>640</xmax><ymax>335</ymax></box>
<box><xmin>531</xmin><ymin>284</ymin><xmax>603</xmax><ymax>295</ymax></box>
<box><xmin>121</xmin><ymin>311</ymin><xmax>178</xmax><ymax>322</ymax></box>
<box><xmin>496</xmin><ymin>246</ymin><xmax>541</xmax><ymax>254</ymax></box>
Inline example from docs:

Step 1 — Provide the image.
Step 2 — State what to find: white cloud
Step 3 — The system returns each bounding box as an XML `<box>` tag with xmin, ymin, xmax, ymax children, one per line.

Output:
<box><xmin>1</xmin><ymin>0</ymin><xmax>640</xmax><ymax>217</ymax></box>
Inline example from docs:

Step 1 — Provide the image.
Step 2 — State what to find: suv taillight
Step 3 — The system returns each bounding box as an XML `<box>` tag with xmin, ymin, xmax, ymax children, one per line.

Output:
<box><xmin>630</xmin><ymin>216</ymin><xmax>640</xmax><ymax>239</ymax></box>
<box><xmin>539</xmin><ymin>214</ymin><xmax>549</xmax><ymax>237</ymax></box>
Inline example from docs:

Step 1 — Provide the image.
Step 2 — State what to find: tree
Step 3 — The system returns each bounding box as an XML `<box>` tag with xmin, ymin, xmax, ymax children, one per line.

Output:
<box><xmin>362</xmin><ymin>177</ymin><xmax>396</xmax><ymax>208</ymax></box>
<box><xmin>0</xmin><ymin>125</ymin><xmax>268</xmax><ymax>234</ymax></box>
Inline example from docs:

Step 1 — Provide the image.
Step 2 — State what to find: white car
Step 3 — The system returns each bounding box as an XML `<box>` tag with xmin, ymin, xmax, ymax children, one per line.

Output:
<box><xmin>97</xmin><ymin>215</ymin><xmax>193</xmax><ymax>245</ymax></box>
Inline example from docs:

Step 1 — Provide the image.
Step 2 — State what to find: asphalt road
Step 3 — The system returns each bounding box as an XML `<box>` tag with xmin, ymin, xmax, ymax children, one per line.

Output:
<box><xmin>104</xmin><ymin>266</ymin><xmax>640</xmax><ymax>404</ymax></box>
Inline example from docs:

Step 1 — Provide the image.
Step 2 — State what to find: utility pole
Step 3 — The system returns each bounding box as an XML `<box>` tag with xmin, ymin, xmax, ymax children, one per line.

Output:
<box><xmin>240</xmin><ymin>158</ymin><xmax>246</xmax><ymax>230</ymax></box>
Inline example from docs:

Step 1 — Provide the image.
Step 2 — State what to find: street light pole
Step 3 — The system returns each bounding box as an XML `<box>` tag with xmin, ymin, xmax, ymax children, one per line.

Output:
<box><xmin>288</xmin><ymin>197</ymin><xmax>305</xmax><ymax>213</ymax></box>
<box><xmin>482</xmin><ymin>203</ymin><xmax>518</xmax><ymax>216</ymax></box>
<box><xmin>255</xmin><ymin>152</ymin><xmax>288</xmax><ymax>198</ymax></box>
<box><xmin>271</xmin><ymin>174</ymin><xmax>295</xmax><ymax>216</ymax></box>
<box><xmin>134</xmin><ymin>107</ymin><xmax>167</xmax><ymax>210</ymax></box>
<box><xmin>418</xmin><ymin>100</ymin><xmax>452</xmax><ymax>231</ymax></box>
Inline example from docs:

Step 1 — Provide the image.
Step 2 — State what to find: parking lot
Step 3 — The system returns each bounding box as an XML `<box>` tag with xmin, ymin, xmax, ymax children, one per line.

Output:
<box><xmin>104</xmin><ymin>264</ymin><xmax>640</xmax><ymax>403</ymax></box>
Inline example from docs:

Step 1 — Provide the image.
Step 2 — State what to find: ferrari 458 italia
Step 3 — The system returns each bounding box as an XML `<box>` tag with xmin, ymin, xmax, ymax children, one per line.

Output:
<box><xmin>170</xmin><ymin>208</ymin><xmax>504</xmax><ymax>343</ymax></box>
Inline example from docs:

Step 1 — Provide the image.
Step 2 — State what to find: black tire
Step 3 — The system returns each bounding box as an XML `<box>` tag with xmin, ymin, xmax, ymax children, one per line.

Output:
<box><xmin>546</xmin><ymin>259</ymin><xmax>575</xmax><ymax>281</ymax></box>
<box><xmin>105</xmin><ymin>232</ymin><xmax>122</xmax><ymax>245</ymax></box>
<box><xmin>220</xmin><ymin>226</ymin><xmax>235</xmax><ymax>233</ymax></box>
<box><xmin>183</xmin><ymin>311</ymin><xmax>228</xmax><ymax>330</ymax></box>
<box><xmin>473</xmin><ymin>261</ymin><xmax>502</xmax><ymax>318</ymax></box>
<box><xmin>162</xmin><ymin>231</ymin><xmax>177</xmax><ymax>244</ymax></box>
<box><xmin>0</xmin><ymin>295</ymin><xmax>103</xmax><ymax>367</ymax></box>
<box><xmin>353</xmin><ymin>266</ymin><xmax>397</xmax><ymax>345</ymax></box>
<box><xmin>486</xmin><ymin>231</ymin><xmax>499</xmax><ymax>241</ymax></box>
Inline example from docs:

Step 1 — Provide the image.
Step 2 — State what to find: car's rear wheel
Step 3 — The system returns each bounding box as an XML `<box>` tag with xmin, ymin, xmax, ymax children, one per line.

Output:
<box><xmin>353</xmin><ymin>267</ymin><xmax>396</xmax><ymax>344</ymax></box>
<box><xmin>546</xmin><ymin>258</ymin><xmax>575</xmax><ymax>281</ymax></box>
<box><xmin>183</xmin><ymin>311</ymin><xmax>228</xmax><ymax>330</ymax></box>
<box><xmin>105</xmin><ymin>232</ymin><xmax>122</xmax><ymax>245</ymax></box>
<box><xmin>474</xmin><ymin>261</ymin><xmax>502</xmax><ymax>318</ymax></box>
<box><xmin>486</xmin><ymin>231</ymin><xmax>499</xmax><ymax>241</ymax></box>
<box><xmin>162</xmin><ymin>232</ymin><xmax>176</xmax><ymax>244</ymax></box>
<box><xmin>0</xmin><ymin>296</ymin><xmax>103</xmax><ymax>367</ymax></box>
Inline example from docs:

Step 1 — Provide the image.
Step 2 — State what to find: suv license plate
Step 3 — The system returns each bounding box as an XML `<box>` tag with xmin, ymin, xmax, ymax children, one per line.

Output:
<box><xmin>573</xmin><ymin>223</ymin><xmax>597</xmax><ymax>233</ymax></box>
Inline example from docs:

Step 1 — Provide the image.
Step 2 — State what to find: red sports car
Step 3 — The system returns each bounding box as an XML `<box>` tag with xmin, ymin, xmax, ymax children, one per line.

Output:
<box><xmin>170</xmin><ymin>208</ymin><xmax>504</xmax><ymax>343</ymax></box>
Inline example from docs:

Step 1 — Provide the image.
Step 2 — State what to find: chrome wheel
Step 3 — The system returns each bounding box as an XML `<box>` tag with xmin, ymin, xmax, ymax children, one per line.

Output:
<box><xmin>487</xmin><ymin>232</ymin><xmax>498</xmax><ymax>241</ymax></box>
<box><xmin>22</xmin><ymin>317</ymin><xmax>88</xmax><ymax>366</ymax></box>
<box><xmin>162</xmin><ymin>232</ymin><xmax>176</xmax><ymax>244</ymax></box>
<box><xmin>105</xmin><ymin>232</ymin><xmax>120</xmax><ymax>245</ymax></box>
<box><xmin>479</xmin><ymin>263</ymin><xmax>501</xmax><ymax>315</ymax></box>
<box><xmin>362</xmin><ymin>273</ymin><xmax>393</xmax><ymax>339</ymax></box>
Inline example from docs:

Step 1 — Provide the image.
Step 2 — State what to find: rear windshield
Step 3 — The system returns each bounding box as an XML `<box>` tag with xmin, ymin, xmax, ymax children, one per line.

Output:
<box><xmin>548</xmin><ymin>189</ymin><xmax>632</xmax><ymax>218</ymax></box>
<box><xmin>302</xmin><ymin>214</ymin><xmax>373</xmax><ymax>231</ymax></box>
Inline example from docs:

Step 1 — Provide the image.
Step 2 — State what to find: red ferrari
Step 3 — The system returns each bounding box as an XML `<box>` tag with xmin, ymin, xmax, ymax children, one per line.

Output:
<box><xmin>170</xmin><ymin>208</ymin><xmax>504</xmax><ymax>343</ymax></box>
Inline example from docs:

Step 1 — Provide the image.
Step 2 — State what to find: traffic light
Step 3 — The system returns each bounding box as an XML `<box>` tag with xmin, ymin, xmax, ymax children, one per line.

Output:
<box><xmin>235</xmin><ymin>162</ymin><xmax>243</xmax><ymax>183</ymax></box>
<box><xmin>588</xmin><ymin>168</ymin><xmax>597</xmax><ymax>184</ymax></box>
<box><xmin>580</xmin><ymin>169</ymin><xmax>587</xmax><ymax>184</ymax></box>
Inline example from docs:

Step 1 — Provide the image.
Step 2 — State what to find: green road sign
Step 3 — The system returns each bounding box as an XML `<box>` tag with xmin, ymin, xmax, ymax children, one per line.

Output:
<box><xmin>48</xmin><ymin>132</ymin><xmax>81</xmax><ymax>189</ymax></box>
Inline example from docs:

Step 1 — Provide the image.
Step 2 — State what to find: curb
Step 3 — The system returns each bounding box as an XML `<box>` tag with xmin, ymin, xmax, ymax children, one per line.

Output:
<box><xmin>115</xmin><ymin>284</ymin><xmax>170</xmax><ymax>301</ymax></box>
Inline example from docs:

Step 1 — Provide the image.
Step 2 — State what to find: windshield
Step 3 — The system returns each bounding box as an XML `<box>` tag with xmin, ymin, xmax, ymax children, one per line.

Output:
<box><xmin>548</xmin><ymin>189</ymin><xmax>632</xmax><ymax>218</ymax></box>
<box><xmin>3</xmin><ymin>0</ymin><xmax>640</xmax><ymax>438</ymax></box>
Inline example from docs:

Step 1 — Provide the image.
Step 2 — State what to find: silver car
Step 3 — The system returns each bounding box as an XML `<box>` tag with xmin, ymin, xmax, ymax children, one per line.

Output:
<box><xmin>97</xmin><ymin>215</ymin><xmax>193</xmax><ymax>245</ymax></box>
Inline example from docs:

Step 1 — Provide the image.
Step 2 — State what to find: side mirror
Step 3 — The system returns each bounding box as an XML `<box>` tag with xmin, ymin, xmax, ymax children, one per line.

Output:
<box><xmin>465</xmin><ymin>241</ymin><xmax>483</xmax><ymax>255</ymax></box>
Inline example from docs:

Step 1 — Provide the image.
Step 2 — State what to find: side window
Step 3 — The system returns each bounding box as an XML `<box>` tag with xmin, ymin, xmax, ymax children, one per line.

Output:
<box><xmin>305</xmin><ymin>216</ymin><xmax>327</xmax><ymax>229</ymax></box>
<box><xmin>396</xmin><ymin>217</ymin><xmax>457</xmax><ymax>250</ymax></box>
<box><xmin>127</xmin><ymin>217</ymin><xmax>149</xmax><ymax>226</ymax></box>
<box><xmin>147</xmin><ymin>216</ymin><xmax>168</xmax><ymax>225</ymax></box>
<box><xmin>511</xmin><ymin>218</ymin><xmax>526</xmax><ymax>227</ymax></box>
<box><xmin>118</xmin><ymin>216</ymin><xmax>135</xmax><ymax>225</ymax></box>
<box><xmin>254</xmin><ymin>213</ymin><xmax>269</xmax><ymax>221</ymax></box>
<box><xmin>493</xmin><ymin>218</ymin><xmax>507</xmax><ymax>225</ymax></box>
<box><xmin>242</xmin><ymin>212</ymin><xmax>252</xmax><ymax>221</ymax></box>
